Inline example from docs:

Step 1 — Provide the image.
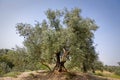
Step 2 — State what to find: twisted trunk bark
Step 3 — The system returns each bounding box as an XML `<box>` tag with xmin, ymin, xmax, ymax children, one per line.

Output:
<box><xmin>53</xmin><ymin>48</ymin><xmax>69</xmax><ymax>73</ymax></box>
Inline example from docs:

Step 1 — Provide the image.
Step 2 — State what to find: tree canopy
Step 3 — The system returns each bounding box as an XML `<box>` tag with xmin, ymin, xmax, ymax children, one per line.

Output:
<box><xmin>16</xmin><ymin>8</ymin><xmax>99</xmax><ymax>73</ymax></box>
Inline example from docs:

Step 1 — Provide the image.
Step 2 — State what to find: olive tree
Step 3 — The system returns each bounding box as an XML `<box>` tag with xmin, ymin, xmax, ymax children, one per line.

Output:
<box><xmin>16</xmin><ymin>8</ymin><xmax>98</xmax><ymax>73</ymax></box>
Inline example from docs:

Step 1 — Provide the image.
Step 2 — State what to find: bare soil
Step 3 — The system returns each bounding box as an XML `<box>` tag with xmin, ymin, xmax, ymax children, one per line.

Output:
<box><xmin>0</xmin><ymin>70</ymin><xmax>120</xmax><ymax>80</ymax></box>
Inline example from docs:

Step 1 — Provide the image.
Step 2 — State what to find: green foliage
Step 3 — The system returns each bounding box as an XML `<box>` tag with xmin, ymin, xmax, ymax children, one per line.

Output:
<box><xmin>0</xmin><ymin>49</ymin><xmax>9</xmax><ymax>55</ymax></box>
<box><xmin>5</xmin><ymin>47</ymin><xmax>30</xmax><ymax>71</ymax></box>
<box><xmin>94</xmin><ymin>61</ymin><xmax>104</xmax><ymax>72</ymax></box>
<box><xmin>0</xmin><ymin>49</ymin><xmax>14</xmax><ymax>76</ymax></box>
<box><xmin>115</xmin><ymin>70</ymin><xmax>120</xmax><ymax>76</ymax></box>
<box><xmin>0</xmin><ymin>55</ymin><xmax>14</xmax><ymax>69</ymax></box>
<box><xmin>0</xmin><ymin>8</ymin><xmax>100</xmax><ymax>75</ymax></box>
<box><xmin>110</xmin><ymin>74</ymin><xmax>120</xmax><ymax>79</ymax></box>
<box><xmin>114</xmin><ymin>67</ymin><xmax>120</xmax><ymax>76</ymax></box>
<box><xmin>104</xmin><ymin>65</ymin><xmax>120</xmax><ymax>76</ymax></box>
<box><xmin>0</xmin><ymin>47</ymin><xmax>48</xmax><ymax>75</ymax></box>
<box><xmin>3</xmin><ymin>71</ymin><xmax>21</xmax><ymax>78</ymax></box>
<box><xmin>95</xmin><ymin>72</ymin><xmax>104</xmax><ymax>76</ymax></box>
<box><xmin>0</xmin><ymin>62</ymin><xmax>11</xmax><ymax>76</ymax></box>
<box><xmin>95</xmin><ymin>71</ymin><xmax>120</xmax><ymax>79</ymax></box>
<box><xmin>15</xmin><ymin>8</ymin><xmax>99</xmax><ymax>73</ymax></box>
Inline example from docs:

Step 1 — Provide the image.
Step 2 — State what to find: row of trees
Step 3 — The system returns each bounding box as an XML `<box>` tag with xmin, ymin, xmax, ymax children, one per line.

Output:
<box><xmin>0</xmin><ymin>8</ymin><xmax>104</xmax><ymax>75</ymax></box>
<box><xmin>0</xmin><ymin>47</ymin><xmax>49</xmax><ymax>76</ymax></box>
<box><xmin>1</xmin><ymin>49</ymin><xmax>120</xmax><ymax>76</ymax></box>
<box><xmin>104</xmin><ymin>65</ymin><xmax>120</xmax><ymax>75</ymax></box>
<box><xmin>1</xmin><ymin>48</ymin><xmax>120</xmax><ymax>76</ymax></box>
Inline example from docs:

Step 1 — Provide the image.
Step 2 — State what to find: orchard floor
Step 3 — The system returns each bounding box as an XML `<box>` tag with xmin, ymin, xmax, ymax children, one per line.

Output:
<box><xmin>0</xmin><ymin>70</ymin><xmax>120</xmax><ymax>80</ymax></box>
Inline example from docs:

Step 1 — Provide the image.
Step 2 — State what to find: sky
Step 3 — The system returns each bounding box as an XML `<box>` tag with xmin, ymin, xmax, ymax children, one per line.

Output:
<box><xmin>0</xmin><ymin>0</ymin><xmax>120</xmax><ymax>66</ymax></box>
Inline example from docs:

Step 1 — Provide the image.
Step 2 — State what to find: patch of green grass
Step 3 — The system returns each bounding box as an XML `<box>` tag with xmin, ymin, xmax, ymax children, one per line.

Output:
<box><xmin>95</xmin><ymin>71</ymin><xmax>120</xmax><ymax>79</ymax></box>
<box><xmin>108</xmin><ymin>74</ymin><xmax>120</xmax><ymax>79</ymax></box>
<box><xmin>95</xmin><ymin>72</ymin><xmax>104</xmax><ymax>76</ymax></box>
<box><xmin>24</xmin><ymin>70</ymin><xmax>32</xmax><ymax>72</ymax></box>
<box><xmin>3</xmin><ymin>72</ymin><xmax>21</xmax><ymax>78</ymax></box>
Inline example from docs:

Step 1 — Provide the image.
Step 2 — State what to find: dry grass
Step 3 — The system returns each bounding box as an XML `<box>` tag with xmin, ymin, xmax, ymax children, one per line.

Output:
<box><xmin>0</xmin><ymin>70</ymin><xmax>120</xmax><ymax>80</ymax></box>
<box><xmin>95</xmin><ymin>71</ymin><xmax>120</xmax><ymax>80</ymax></box>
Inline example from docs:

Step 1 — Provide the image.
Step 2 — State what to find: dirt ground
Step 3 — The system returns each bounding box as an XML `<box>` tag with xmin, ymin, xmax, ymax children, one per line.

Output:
<box><xmin>0</xmin><ymin>70</ymin><xmax>120</xmax><ymax>80</ymax></box>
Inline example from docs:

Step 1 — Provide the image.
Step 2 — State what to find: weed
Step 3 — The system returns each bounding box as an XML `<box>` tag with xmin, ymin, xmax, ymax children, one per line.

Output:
<box><xmin>3</xmin><ymin>71</ymin><xmax>21</xmax><ymax>78</ymax></box>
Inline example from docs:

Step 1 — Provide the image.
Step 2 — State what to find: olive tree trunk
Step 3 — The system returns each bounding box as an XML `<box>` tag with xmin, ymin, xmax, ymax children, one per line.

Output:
<box><xmin>53</xmin><ymin>48</ymin><xmax>69</xmax><ymax>73</ymax></box>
